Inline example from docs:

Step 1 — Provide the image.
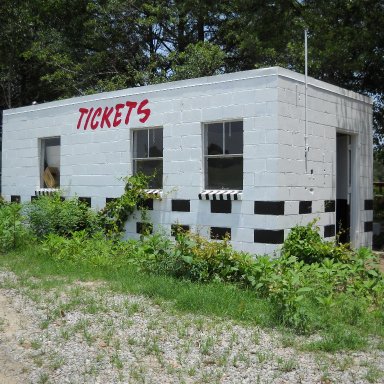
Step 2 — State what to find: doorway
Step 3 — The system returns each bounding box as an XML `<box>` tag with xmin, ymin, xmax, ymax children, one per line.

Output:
<box><xmin>336</xmin><ymin>133</ymin><xmax>354</xmax><ymax>244</ymax></box>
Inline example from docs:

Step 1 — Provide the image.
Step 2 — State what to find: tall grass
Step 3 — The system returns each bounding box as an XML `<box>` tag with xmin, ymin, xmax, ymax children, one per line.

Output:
<box><xmin>0</xmin><ymin>244</ymin><xmax>275</xmax><ymax>327</ymax></box>
<box><xmin>0</xmin><ymin>196</ymin><xmax>383</xmax><ymax>352</ymax></box>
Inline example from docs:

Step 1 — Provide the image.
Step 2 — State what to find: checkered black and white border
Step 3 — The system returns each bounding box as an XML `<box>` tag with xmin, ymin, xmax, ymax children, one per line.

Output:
<box><xmin>198</xmin><ymin>190</ymin><xmax>242</xmax><ymax>201</ymax></box>
<box><xmin>35</xmin><ymin>188</ymin><xmax>59</xmax><ymax>196</ymax></box>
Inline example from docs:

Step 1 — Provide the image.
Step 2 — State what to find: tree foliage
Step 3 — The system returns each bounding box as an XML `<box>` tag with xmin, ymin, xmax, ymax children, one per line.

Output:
<box><xmin>1</xmin><ymin>0</ymin><xmax>383</xmax><ymax>154</ymax></box>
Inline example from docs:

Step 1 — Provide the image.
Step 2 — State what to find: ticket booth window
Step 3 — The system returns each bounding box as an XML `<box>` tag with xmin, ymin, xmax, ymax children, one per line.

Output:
<box><xmin>40</xmin><ymin>137</ymin><xmax>60</xmax><ymax>188</ymax></box>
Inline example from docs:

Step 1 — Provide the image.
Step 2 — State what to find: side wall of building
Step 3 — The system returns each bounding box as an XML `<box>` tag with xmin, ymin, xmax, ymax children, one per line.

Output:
<box><xmin>274</xmin><ymin>69</ymin><xmax>373</xmax><ymax>249</ymax></box>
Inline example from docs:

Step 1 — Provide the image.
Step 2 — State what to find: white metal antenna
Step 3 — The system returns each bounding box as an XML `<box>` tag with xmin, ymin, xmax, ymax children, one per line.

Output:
<box><xmin>304</xmin><ymin>29</ymin><xmax>308</xmax><ymax>173</ymax></box>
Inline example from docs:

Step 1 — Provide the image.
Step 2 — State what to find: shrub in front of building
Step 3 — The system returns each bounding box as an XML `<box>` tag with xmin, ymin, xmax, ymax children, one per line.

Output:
<box><xmin>24</xmin><ymin>194</ymin><xmax>99</xmax><ymax>238</ymax></box>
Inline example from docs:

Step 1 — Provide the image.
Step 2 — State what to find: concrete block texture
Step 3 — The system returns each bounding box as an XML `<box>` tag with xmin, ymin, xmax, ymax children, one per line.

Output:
<box><xmin>1</xmin><ymin>66</ymin><xmax>372</xmax><ymax>254</ymax></box>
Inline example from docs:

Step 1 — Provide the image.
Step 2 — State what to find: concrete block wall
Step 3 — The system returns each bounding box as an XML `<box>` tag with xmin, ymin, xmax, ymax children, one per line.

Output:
<box><xmin>1</xmin><ymin>67</ymin><xmax>373</xmax><ymax>255</ymax></box>
<box><xmin>275</xmin><ymin>68</ymin><xmax>373</xmax><ymax>249</ymax></box>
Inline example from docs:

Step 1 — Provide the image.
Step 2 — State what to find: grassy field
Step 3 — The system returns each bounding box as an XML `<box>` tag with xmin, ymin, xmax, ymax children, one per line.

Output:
<box><xmin>1</xmin><ymin>243</ymin><xmax>383</xmax><ymax>354</ymax></box>
<box><xmin>0</xmin><ymin>196</ymin><xmax>383</xmax><ymax>382</ymax></box>
<box><xmin>0</xmin><ymin>246</ymin><xmax>384</xmax><ymax>383</ymax></box>
<box><xmin>0</xmin><ymin>245</ymin><xmax>275</xmax><ymax>328</ymax></box>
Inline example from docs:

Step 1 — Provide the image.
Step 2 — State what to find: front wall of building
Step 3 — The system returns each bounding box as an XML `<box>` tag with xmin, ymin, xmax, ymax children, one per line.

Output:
<box><xmin>1</xmin><ymin>67</ymin><xmax>373</xmax><ymax>255</ymax></box>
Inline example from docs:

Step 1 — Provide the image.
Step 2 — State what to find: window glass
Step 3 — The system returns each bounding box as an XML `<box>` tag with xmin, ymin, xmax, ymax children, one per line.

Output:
<box><xmin>41</xmin><ymin>137</ymin><xmax>60</xmax><ymax>188</ymax></box>
<box><xmin>224</xmin><ymin>121</ymin><xmax>243</xmax><ymax>154</ymax></box>
<box><xmin>204</xmin><ymin>121</ymin><xmax>243</xmax><ymax>190</ymax></box>
<box><xmin>134</xmin><ymin>159</ymin><xmax>163</xmax><ymax>189</ymax></box>
<box><xmin>133</xmin><ymin>128</ymin><xmax>163</xmax><ymax>189</ymax></box>
<box><xmin>206</xmin><ymin>157</ymin><xmax>243</xmax><ymax>190</ymax></box>
<box><xmin>207</xmin><ymin>123</ymin><xmax>223</xmax><ymax>155</ymax></box>
<box><xmin>148</xmin><ymin>128</ymin><xmax>163</xmax><ymax>157</ymax></box>
<box><xmin>134</xmin><ymin>129</ymin><xmax>148</xmax><ymax>158</ymax></box>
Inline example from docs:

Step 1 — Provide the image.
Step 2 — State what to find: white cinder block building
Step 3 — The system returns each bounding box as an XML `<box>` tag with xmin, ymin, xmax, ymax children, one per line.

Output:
<box><xmin>1</xmin><ymin>67</ymin><xmax>373</xmax><ymax>254</ymax></box>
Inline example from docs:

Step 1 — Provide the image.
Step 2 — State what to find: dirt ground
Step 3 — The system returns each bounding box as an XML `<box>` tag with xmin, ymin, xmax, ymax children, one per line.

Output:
<box><xmin>0</xmin><ymin>294</ymin><xmax>30</xmax><ymax>384</ymax></box>
<box><xmin>0</xmin><ymin>256</ymin><xmax>383</xmax><ymax>384</ymax></box>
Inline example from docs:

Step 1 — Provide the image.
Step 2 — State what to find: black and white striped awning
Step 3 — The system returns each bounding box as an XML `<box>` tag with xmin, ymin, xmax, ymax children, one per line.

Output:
<box><xmin>144</xmin><ymin>189</ymin><xmax>163</xmax><ymax>198</ymax></box>
<box><xmin>198</xmin><ymin>190</ymin><xmax>242</xmax><ymax>201</ymax></box>
<box><xmin>35</xmin><ymin>188</ymin><xmax>59</xmax><ymax>196</ymax></box>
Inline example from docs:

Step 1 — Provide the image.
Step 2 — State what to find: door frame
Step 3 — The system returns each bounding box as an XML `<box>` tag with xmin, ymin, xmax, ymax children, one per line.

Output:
<box><xmin>336</xmin><ymin>131</ymin><xmax>359</xmax><ymax>247</ymax></box>
<box><xmin>349</xmin><ymin>133</ymin><xmax>360</xmax><ymax>247</ymax></box>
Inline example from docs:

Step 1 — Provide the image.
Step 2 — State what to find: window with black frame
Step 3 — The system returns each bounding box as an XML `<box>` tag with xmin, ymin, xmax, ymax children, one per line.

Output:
<box><xmin>204</xmin><ymin>121</ymin><xmax>243</xmax><ymax>190</ymax></box>
<box><xmin>133</xmin><ymin>128</ymin><xmax>163</xmax><ymax>188</ymax></box>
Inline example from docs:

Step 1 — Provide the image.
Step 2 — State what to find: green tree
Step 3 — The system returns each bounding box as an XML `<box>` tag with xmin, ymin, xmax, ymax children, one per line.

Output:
<box><xmin>0</xmin><ymin>1</ymin><xmax>41</xmax><ymax>108</ymax></box>
<box><xmin>219</xmin><ymin>0</ymin><xmax>302</xmax><ymax>71</ymax></box>
<box><xmin>169</xmin><ymin>41</ymin><xmax>225</xmax><ymax>80</ymax></box>
<box><xmin>133</xmin><ymin>0</ymin><xmax>231</xmax><ymax>84</ymax></box>
<box><xmin>23</xmin><ymin>0</ymin><xmax>147</xmax><ymax>98</ymax></box>
<box><xmin>1</xmin><ymin>0</ymin><xmax>383</xmax><ymax>157</ymax></box>
<box><xmin>300</xmin><ymin>0</ymin><xmax>384</xmax><ymax>158</ymax></box>
<box><xmin>221</xmin><ymin>0</ymin><xmax>384</xmax><ymax>155</ymax></box>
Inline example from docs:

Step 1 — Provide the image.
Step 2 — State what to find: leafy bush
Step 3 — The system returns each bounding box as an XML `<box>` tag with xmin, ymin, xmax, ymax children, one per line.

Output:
<box><xmin>36</xmin><ymin>220</ymin><xmax>384</xmax><ymax>335</ymax></box>
<box><xmin>135</xmin><ymin>230</ymin><xmax>258</xmax><ymax>287</ymax></box>
<box><xmin>131</xmin><ymin>232</ymin><xmax>175</xmax><ymax>273</ymax></box>
<box><xmin>98</xmin><ymin>173</ymin><xmax>151</xmax><ymax>237</ymax></box>
<box><xmin>42</xmin><ymin>230</ymin><xmax>138</xmax><ymax>268</ymax></box>
<box><xmin>24</xmin><ymin>194</ymin><xmax>99</xmax><ymax>238</ymax></box>
<box><xmin>24</xmin><ymin>174</ymin><xmax>152</xmax><ymax>240</ymax></box>
<box><xmin>263</xmin><ymin>252</ymin><xmax>383</xmax><ymax>332</ymax></box>
<box><xmin>281</xmin><ymin>220</ymin><xmax>352</xmax><ymax>263</ymax></box>
<box><xmin>134</xmin><ymin>227</ymin><xmax>382</xmax><ymax>333</ymax></box>
<box><xmin>0</xmin><ymin>202</ymin><xmax>30</xmax><ymax>252</ymax></box>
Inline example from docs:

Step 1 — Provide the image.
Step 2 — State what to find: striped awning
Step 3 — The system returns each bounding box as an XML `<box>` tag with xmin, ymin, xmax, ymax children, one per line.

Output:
<box><xmin>144</xmin><ymin>189</ymin><xmax>163</xmax><ymax>198</ymax></box>
<box><xmin>198</xmin><ymin>190</ymin><xmax>242</xmax><ymax>201</ymax></box>
<box><xmin>35</xmin><ymin>188</ymin><xmax>59</xmax><ymax>196</ymax></box>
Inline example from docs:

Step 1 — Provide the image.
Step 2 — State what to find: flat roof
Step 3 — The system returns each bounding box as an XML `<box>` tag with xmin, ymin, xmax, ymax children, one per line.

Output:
<box><xmin>4</xmin><ymin>66</ymin><xmax>372</xmax><ymax>117</ymax></box>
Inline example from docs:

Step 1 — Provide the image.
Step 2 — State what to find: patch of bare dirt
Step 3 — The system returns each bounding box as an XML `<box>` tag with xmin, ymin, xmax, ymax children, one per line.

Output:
<box><xmin>0</xmin><ymin>292</ymin><xmax>30</xmax><ymax>384</ymax></box>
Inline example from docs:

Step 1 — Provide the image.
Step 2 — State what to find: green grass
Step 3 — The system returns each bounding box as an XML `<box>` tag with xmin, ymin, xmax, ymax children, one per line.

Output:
<box><xmin>0</xmin><ymin>245</ymin><xmax>275</xmax><ymax>328</ymax></box>
<box><xmin>0</xmin><ymin>244</ymin><xmax>383</xmax><ymax>353</ymax></box>
<box><xmin>365</xmin><ymin>364</ymin><xmax>384</xmax><ymax>383</ymax></box>
<box><xmin>304</xmin><ymin>325</ymin><xmax>368</xmax><ymax>352</ymax></box>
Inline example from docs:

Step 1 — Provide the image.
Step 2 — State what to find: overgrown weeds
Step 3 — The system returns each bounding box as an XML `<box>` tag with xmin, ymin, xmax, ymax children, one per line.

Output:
<box><xmin>23</xmin><ymin>193</ymin><xmax>99</xmax><ymax>238</ymax></box>
<box><xmin>282</xmin><ymin>220</ymin><xmax>352</xmax><ymax>263</ymax></box>
<box><xmin>0</xmin><ymin>201</ymin><xmax>31</xmax><ymax>252</ymax></box>
<box><xmin>0</xmin><ymin>192</ymin><xmax>383</xmax><ymax>350</ymax></box>
<box><xmin>98</xmin><ymin>173</ymin><xmax>152</xmax><ymax>238</ymax></box>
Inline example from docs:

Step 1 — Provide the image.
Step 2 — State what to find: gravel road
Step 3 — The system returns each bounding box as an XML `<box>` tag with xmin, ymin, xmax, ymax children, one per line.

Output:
<box><xmin>0</xmin><ymin>270</ymin><xmax>383</xmax><ymax>384</ymax></box>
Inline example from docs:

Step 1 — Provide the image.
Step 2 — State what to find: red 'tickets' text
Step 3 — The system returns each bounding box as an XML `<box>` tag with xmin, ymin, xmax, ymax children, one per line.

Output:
<box><xmin>76</xmin><ymin>99</ymin><xmax>151</xmax><ymax>130</ymax></box>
